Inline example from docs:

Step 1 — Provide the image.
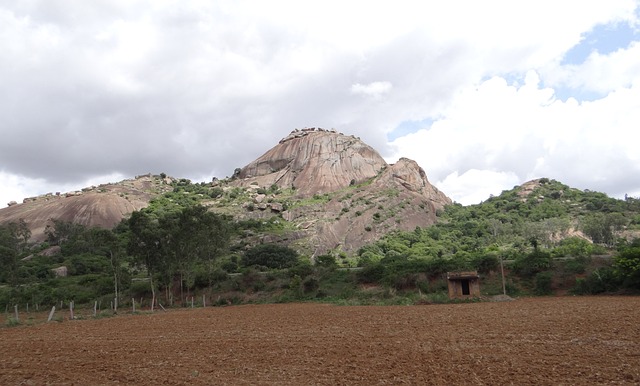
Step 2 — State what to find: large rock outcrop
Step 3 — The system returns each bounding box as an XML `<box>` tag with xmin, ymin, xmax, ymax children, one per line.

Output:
<box><xmin>0</xmin><ymin>175</ymin><xmax>171</xmax><ymax>242</ymax></box>
<box><xmin>235</xmin><ymin>129</ymin><xmax>387</xmax><ymax>196</ymax></box>
<box><xmin>231</xmin><ymin>129</ymin><xmax>452</xmax><ymax>254</ymax></box>
<box><xmin>0</xmin><ymin>129</ymin><xmax>453</xmax><ymax>255</ymax></box>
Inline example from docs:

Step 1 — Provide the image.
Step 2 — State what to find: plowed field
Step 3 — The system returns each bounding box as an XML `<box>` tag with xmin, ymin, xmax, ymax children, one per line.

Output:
<box><xmin>1</xmin><ymin>297</ymin><xmax>639</xmax><ymax>385</ymax></box>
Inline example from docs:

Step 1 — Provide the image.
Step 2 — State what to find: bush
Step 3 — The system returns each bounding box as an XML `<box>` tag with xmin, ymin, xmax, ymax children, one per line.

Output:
<box><xmin>614</xmin><ymin>241</ymin><xmax>640</xmax><ymax>291</ymax></box>
<box><xmin>562</xmin><ymin>256</ymin><xmax>589</xmax><ymax>275</ymax></box>
<box><xmin>552</xmin><ymin>237</ymin><xmax>596</xmax><ymax>258</ymax></box>
<box><xmin>65</xmin><ymin>254</ymin><xmax>110</xmax><ymax>276</ymax></box>
<box><xmin>242</xmin><ymin>244</ymin><xmax>299</xmax><ymax>269</ymax></box>
<box><xmin>315</xmin><ymin>254</ymin><xmax>338</xmax><ymax>269</ymax></box>
<box><xmin>471</xmin><ymin>254</ymin><xmax>499</xmax><ymax>274</ymax></box>
<box><xmin>288</xmin><ymin>261</ymin><xmax>313</xmax><ymax>278</ymax></box>
<box><xmin>572</xmin><ymin>267</ymin><xmax>621</xmax><ymax>294</ymax></box>
<box><xmin>303</xmin><ymin>277</ymin><xmax>319</xmax><ymax>293</ymax></box>
<box><xmin>512</xmin><ymin>250</ymin><xmax>552</xmax><ymax>278</ymax></box>
<box><xmin>534</xmin><ymin>272</ymin><xmax>553</xmax><ymax>295</ymax></box>
<box><xmin>357</xmin><ymin>263</ymin><xmax>386</xmax><ymax>284</ymax></box>
<box><xmin>129</xmin><ymin>280</ymin><xmax>153</xmax><ymax>298</ymax></box>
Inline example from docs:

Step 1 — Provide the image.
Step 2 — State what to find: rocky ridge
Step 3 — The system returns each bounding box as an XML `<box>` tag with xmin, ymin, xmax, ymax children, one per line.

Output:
<box><xmin>0</xmin><ymin>129</ymin><xmax>452</xmax><ymax>253</ymax></box>
<box><xmin>234</xmin><ymin>129</ymin><xmax>388</xmax><ymax>197</ymax></box>
<box><xmin>0</xmin><ymin>175</ymin><xmax>172</xmax><ymax>241</ymax></box>
<box><xmin>228</xmin><ymin>129</ymin><xmax>452</xmax><ymax>254</ymax></box>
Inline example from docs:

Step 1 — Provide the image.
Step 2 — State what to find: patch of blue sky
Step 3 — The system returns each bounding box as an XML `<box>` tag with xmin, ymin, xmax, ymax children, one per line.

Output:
<box><xmin>387</xmin><ymin>118</ymin><xmax>434</xmax><ymax>141</ymax></box>
<box><xmin>562</xmin><ymin>21</ymin><xmax>639</xmax><ymax>66</ymax></box>
<box><xmin>550</xmin><ymin>86</ymin><xmax>604</xmax><ymax>103</ymax></box>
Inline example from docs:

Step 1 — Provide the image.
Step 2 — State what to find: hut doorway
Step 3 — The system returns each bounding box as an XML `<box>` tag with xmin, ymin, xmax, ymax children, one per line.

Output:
<box><xmin>461</xmin><ymin>279</ymin><xmax>470</xmax><ymax>295</ymax></box>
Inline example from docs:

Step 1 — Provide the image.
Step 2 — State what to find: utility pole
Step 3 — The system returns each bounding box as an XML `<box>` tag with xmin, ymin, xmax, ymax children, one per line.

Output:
<box><xmin>500</xmin><ymin>255</ymin><xmax>506</xmax><ymax>296</ymax></box>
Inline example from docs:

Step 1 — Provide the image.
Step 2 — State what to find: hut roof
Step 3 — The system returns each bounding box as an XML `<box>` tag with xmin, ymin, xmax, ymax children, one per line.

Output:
<box><xmin>447</xmin><ymin>271</ymin><xmax>479</xmax><ymax>280</ymax></box>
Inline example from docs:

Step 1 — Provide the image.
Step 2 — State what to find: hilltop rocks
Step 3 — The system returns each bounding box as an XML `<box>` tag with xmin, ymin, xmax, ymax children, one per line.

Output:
<box><xmin>374</xmin><ymin>158</ymin><xmax>450</xmax><ymax>204</ymax></box>
<box><xmin>235</xmin><ymin>130</ymin><xmax>387</xmax><ymax>197</ymax></box>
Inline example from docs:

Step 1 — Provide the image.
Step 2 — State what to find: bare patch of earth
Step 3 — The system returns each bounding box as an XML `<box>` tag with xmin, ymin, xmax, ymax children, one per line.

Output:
<box><xmin>1</xmin><ymin>297</ymin><xmax>638</xmax><ymax>385</ymax></box>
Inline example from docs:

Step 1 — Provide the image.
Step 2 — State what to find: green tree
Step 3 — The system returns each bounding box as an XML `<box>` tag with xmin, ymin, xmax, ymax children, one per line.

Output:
<box><xmin>127</xmin><ymin>210</ymin><xmax>164</xmax><ymax>309</ymax></box>
<box><xmin>128</xmin><ymin>205</ymin><xmax>231</xmax><ymax>306</ymax></box>
<box><xmin>7</xmin><ymin>219</ymin><xmax>31</xmax><ymax>254</ymax></box>
<box><xmin>161</xmin><ymin>205</ymin><xmax>231</xmax><ymax>301</ymax></box>
<box><xmin>0</xmin><ymin>220</ymin><xmax>32</xmax><ymax>302</ymax></box>
<box><xmin>581</xmin><ymin>213</ymin><xmax>626</xmax><ymax>247</ymax></box>
<box><xmin>614</xmin><ymin>239</ymin><xmax>640</xmax><ymax>290</ymax></box>
<box><xmin>243</xmin><ymin>244</ymin><xmax>299</xmax><ymax>269</ymax></box>
<box><xmin>88</xmin><ymin>227</ymin><xmax>127</xmax><ymax>311</ymax></box>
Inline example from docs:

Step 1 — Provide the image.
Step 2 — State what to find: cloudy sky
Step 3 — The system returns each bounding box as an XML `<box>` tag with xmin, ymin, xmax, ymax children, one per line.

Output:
<box><xmin>1</xmin><ymin>1</ymin><xmax>639</xmax><ymax>207</ymax></box>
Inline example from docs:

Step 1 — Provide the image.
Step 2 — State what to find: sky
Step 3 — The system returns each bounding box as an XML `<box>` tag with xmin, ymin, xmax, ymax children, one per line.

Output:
<box><xmin>1</xmin><ymin>1</ymin><xmax>639</xmax><ymax>207</ymax></box>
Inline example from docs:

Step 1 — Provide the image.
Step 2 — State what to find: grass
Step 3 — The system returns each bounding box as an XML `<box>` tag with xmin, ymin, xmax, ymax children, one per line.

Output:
<box><xmin>5</xmin><ymin>317</ymin><xmax>20</xmax><ymax>327</ymax></box>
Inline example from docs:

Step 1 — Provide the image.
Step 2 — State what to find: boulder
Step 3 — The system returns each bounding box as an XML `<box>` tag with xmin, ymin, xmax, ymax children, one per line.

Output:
<box><xmin>51</xmin><ymin>266</ymin><xmax>68</xmax><ymax>277</ymax></box>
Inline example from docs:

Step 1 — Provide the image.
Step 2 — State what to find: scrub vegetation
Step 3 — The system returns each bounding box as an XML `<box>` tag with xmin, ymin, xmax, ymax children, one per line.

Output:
<box><xmin>1</xmin><ymin>178</ymin><xmax>639</xmax><ymax>313</ymax></box>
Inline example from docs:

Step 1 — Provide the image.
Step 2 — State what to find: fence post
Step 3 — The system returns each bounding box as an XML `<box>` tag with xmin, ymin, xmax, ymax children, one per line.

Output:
<box><xmin>14</xmin><ymin>305</ymin><xmax>19</xmax><ymax>322</ymax></box>
<box><xmin>69</xmin><ymin>301</ymin><xmax>74</xmax><ymax>320</ymax></box>
<box><xmin>132</xmin><ymin>298</ymin><xmax>136</xmax><ymax>313</ymax></box>
<box><xmin>202</xmin><ymin>295</ymin><xmax>206</xmax><ymax>308</ymax></box>
<box><xmin>47</xmin><ymin>306</ymin><xmax>56</xmax><ymax>322</ymax></box>
<box><xmin>93</xmin><ymin>301</ymin><xmax>97</xmax><ymax>317</ymax></box>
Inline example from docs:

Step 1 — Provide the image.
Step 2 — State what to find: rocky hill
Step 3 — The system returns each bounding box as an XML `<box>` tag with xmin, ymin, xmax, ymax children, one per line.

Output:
<box><xmin>234</xmin><ymin>129</ymin><xmax>388</xmax><ymax>196</ymax></box>
<box><xmin>0</xmin><ymin>129</ymin><xmax>451</xmax><ymax>253</ymax></box>
<box><xmin>0</xmin><ymin>175</ymin><xmax>172</xmax><ymax>241</ymax></box>
<box><xmin>224</xmin><ymin>129</ymin><xmax>451</xmax><ymax>254</ymax></box>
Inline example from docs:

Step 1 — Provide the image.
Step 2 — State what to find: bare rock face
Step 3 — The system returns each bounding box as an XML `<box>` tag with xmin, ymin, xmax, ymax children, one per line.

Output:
<box><xmin>280</xmin><ymin>158</ymin><xmax>452</xmax><ymax>254</ymax></box>
<box><xmin>0</xmin><ymin>175</ymin><xmax>171</xmax><ymax>242</ymax></box>
<box><xmin>235</xmin><ymin>130</ymin><xmax>387</xmax><ymax>196</ymax></box>
<box><xmin>232</xmin><ymin>129</ymin><xmax>453</xmax><ymax>254</ymax></box>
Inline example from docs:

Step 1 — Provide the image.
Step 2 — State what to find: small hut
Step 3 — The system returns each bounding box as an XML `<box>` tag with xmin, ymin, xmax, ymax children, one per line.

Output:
<box><xmin>447</xmin><ymin>271</ymin><xmax>480</xmax><ymax>299</ymax></box>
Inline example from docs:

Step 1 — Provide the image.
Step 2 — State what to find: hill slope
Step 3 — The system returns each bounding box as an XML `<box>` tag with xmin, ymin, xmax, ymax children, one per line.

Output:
<box><xmin>234</xmin><ymin>129</ymin><xmax>388</xmax><ymax>196</ymax></box>
<box><xmin>226</xmin><ymin>129</ymin><xmax>451</xmax><ymax>253</ymax></box>
<box><xmin>0</xmin><ymin>175</ymin><xmax>171</xmax><ymax>241</ymax></box>
<box><xmin>0</xmin><ymin>129</ymin><xmax>451</xmax><ymax>253</ymax></box>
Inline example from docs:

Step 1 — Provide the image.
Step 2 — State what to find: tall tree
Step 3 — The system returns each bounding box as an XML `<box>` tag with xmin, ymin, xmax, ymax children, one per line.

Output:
<box><xmin>127</xmin><ymin>210</ymin><xmax>164</xmax><ymax>311</ymax></box>
<box><xmin>88</xmin><ymin>227</ymin><xmax>127</xmax><ymax>312</ymax></box>
<box><xmin>158</xmin><ymin>205</ymin><xmax>231</xmax><ymax>303</ymax></box>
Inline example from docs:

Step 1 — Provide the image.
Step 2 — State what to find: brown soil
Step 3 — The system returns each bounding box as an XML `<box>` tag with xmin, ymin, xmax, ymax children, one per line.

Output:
<box><xmin>1</xmin><ymin>297</ymin><xmax>639</xmax><ymax>385</ymax></box>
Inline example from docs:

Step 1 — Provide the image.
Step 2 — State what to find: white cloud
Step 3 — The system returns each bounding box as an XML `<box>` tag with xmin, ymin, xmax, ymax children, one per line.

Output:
<box><xmin>1</xmin><ymin>1</ymin><xmax>640</xmax><ymax>209</ymax></box>
<box><xmin>543</xmin><ymin>37</ymin><xmax>640</xmax><ymax>95</ymax></box>
<box><xmin>350</xmin><ymin>81</ymin><xmax>392</xmax><ymax>98</ymax></box>
<box><xmin>390</xmin><ymin>68</ymin><xmax>640</xmax><ymax>204</ymax></box>
<box><xmin>438</xmin><ymin>169</ymin><xmax>521</xmax><ymax>205</ymax></box>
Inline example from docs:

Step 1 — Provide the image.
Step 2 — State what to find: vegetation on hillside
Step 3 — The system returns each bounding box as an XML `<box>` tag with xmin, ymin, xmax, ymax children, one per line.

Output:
<box><xmin>1</xmin><ymin>178</ymin><xmax>639</xmax><ymax>314</ymax></box>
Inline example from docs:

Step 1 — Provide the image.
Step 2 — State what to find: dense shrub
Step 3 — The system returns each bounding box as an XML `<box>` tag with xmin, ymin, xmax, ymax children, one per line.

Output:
<box><xmin>357</xmin><ymin>263</ymin><xmax>386</xmax><ymax>284</ymax></box>
<box><xmin>511</xmin><ymin>250</ymin><xmax>552</xmax><ymax>278</ymax></box>
<box><xmin>65</xmin><ymin>254</ymin><xmax>110</xmax><ymax>275</ymax></box>
<box><xmin>470</xmin><ymin>254</ymin><xmax>499</xmax><ymax>274</ymax></box>
<box><xmin>315</xmin><ymin>254</ymin><xmax>338</xmax><ymax>269</ymax></box>
<box><xmin>288</xmin><ymin>261</ymin><xmax>313</xmax><ymax>278</ymax></box>
<box><xmin>614</xmin><ymin>240</ymin><xmax>640</xmax><ymax>290</ymax></box>
<box><xmin>534</xmin><ymin>271</ymin><xmax>553</xmax><ymax>295</ymax></box>
<box><xmin>242</xmin><ymin>244</ymin><xmax>299</xmax><ymax>269</ymax></box>
<box><xmin>573</xmin><ymin>267</ymin><xmax>621</xmax><ymax>294</ymax></box>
